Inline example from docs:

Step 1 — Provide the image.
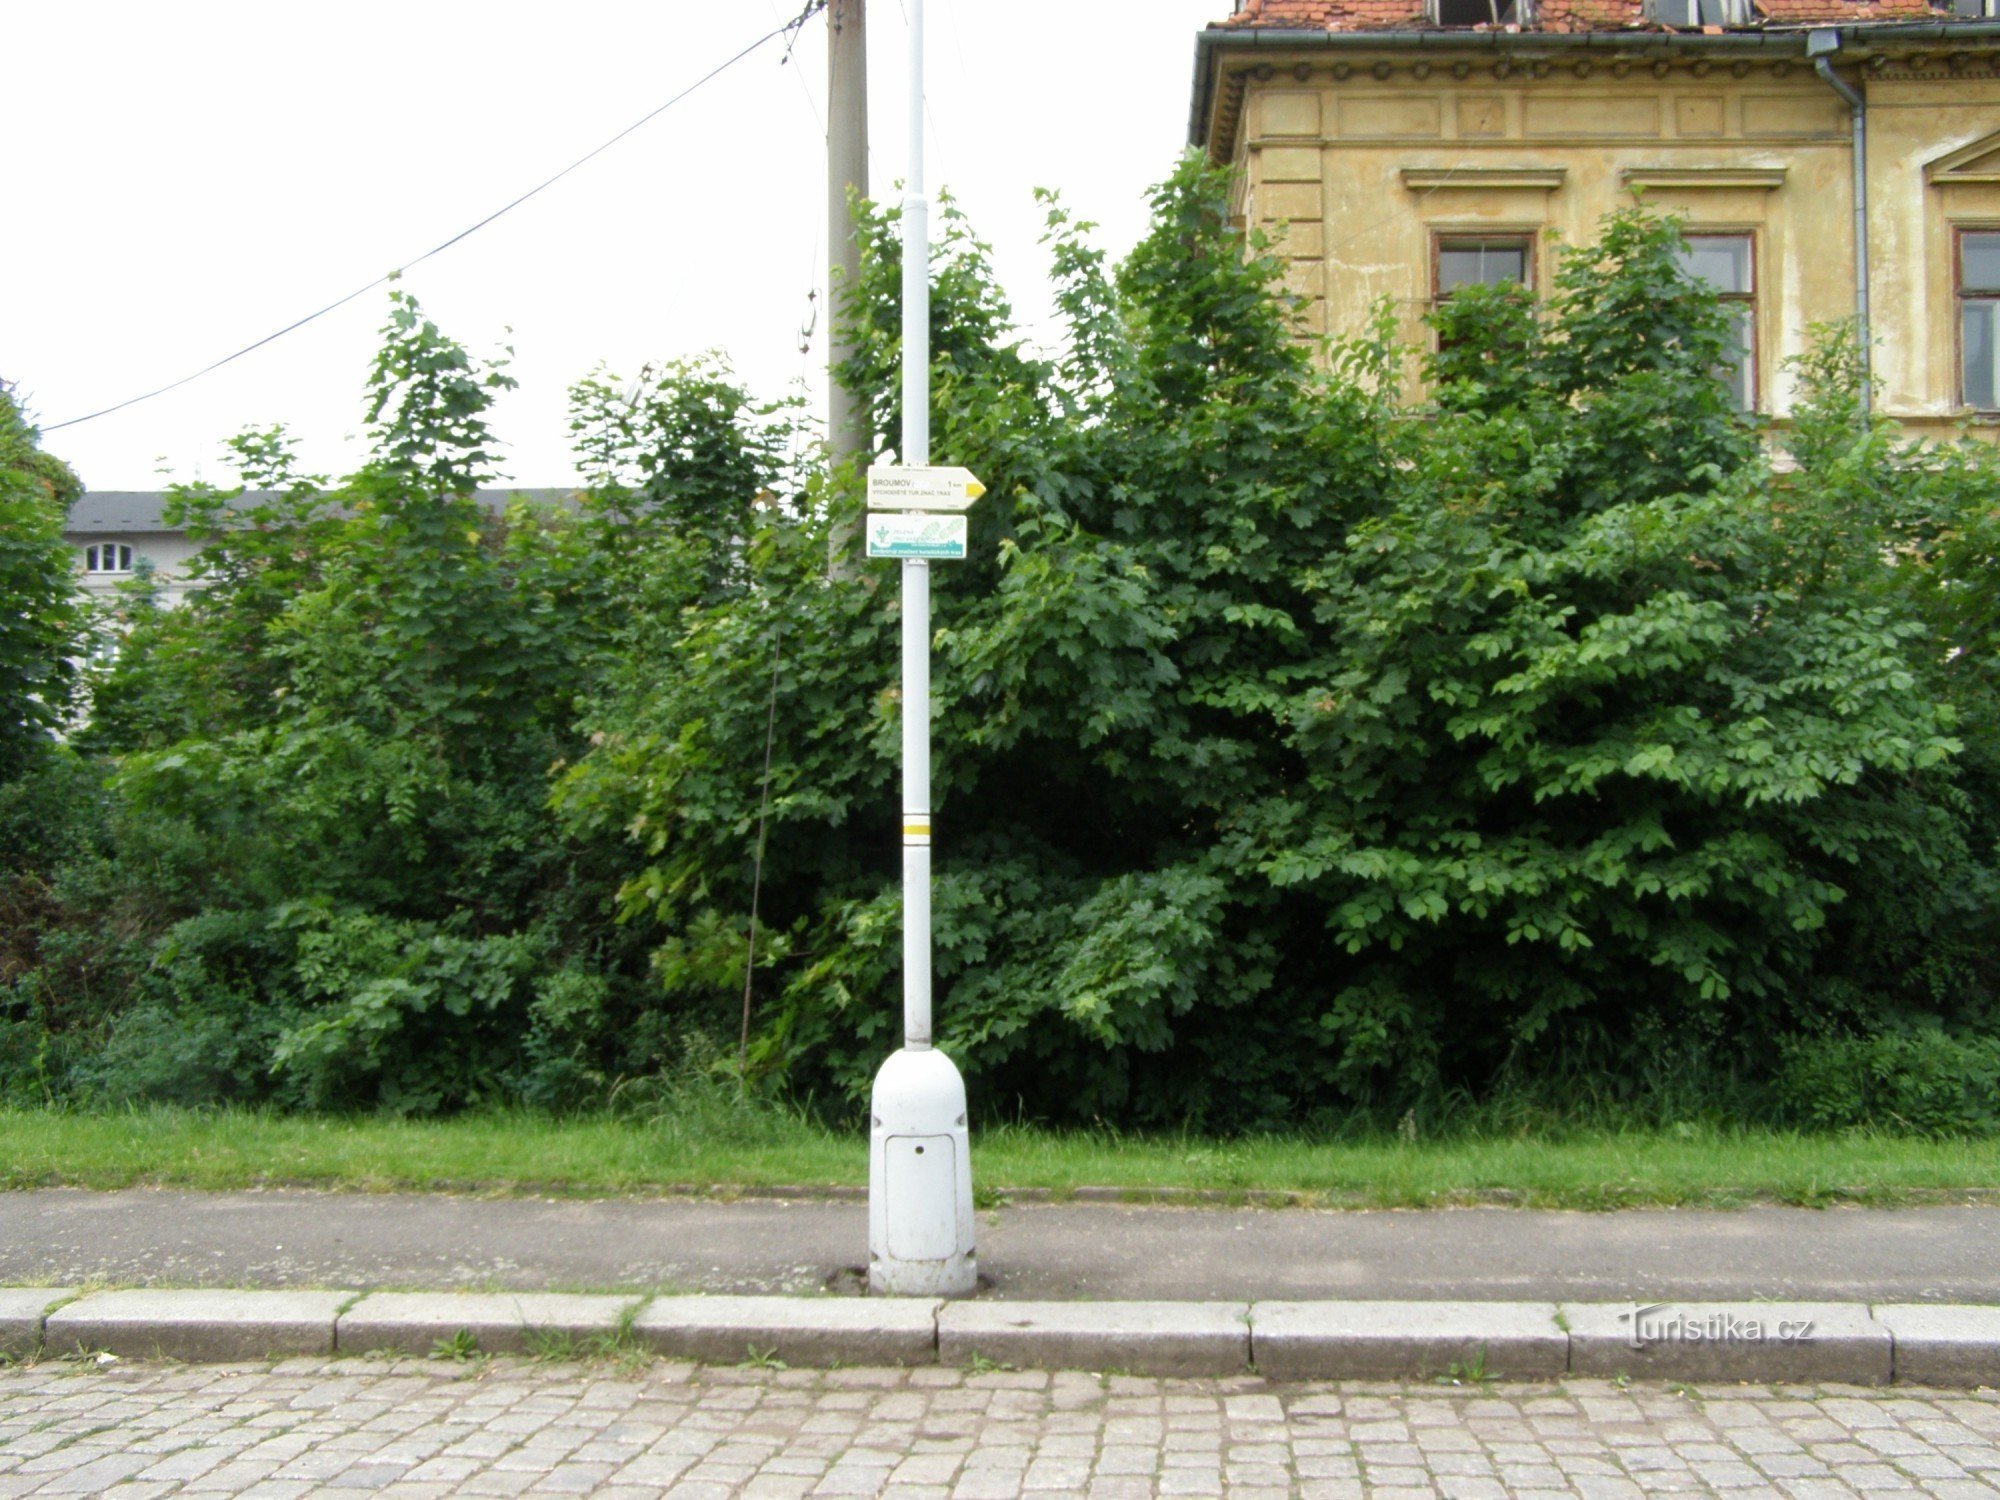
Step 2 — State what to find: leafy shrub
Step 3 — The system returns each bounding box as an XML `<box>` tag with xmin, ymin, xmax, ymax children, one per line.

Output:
<box><xmin>71</xmin><ymin>1002</ymin><xmax>272</xmax><ymax>1109</ymax></box>
<box><xmin>1775</xmin><ymin>1030</ymin><xmax>2000</xmax><ymax>1134</ymax></box>
<box><xmin>560</xmin><ymin>160</ymin><xmax>1995</xmax><ymax>1127</ymax></box>
<box><xmin>12</xmin><ymin>162</ymin><xmax>2000</xmax><ymax>1132</ymax></box>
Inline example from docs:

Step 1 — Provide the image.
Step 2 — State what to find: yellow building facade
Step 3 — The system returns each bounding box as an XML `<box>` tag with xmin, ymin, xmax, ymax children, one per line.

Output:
<box><xmin>1192</xmin><ymin>5</ymin><xmax>2000</xmax><ymax>437</ymax></box>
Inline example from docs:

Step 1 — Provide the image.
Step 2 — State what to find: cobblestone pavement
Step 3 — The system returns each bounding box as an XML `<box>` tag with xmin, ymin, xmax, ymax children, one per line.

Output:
<box><xmin>1</xmin><ymin>1357</ymin><xmax>1997</xmax><ymax>1499</ymax></box>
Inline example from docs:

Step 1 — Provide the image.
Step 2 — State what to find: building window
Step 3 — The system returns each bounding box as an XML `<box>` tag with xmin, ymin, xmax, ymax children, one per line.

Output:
<box><xmin>83</xmin><ymin>544</ymin><xmax>134</xmax><ymax>574</ymax></box>
<box><xmin>1435</xmin><ymin>235</ymin><xmax>1533</xmax><ymax>300</ymax></box>
<box><xmin>1432</xmin><ymin>235</ymin><xmax>1533</xmax><ymax>360</ymax></box>
<box><xmin>1677</xmin><ymin>233</ymin><xmax>1756</xmax><ymax>412</ymax></box>
<box><xmin>1960</xmin><ymin>230</ymin><xmax>2000</xmax><ymax>410</ymax></box>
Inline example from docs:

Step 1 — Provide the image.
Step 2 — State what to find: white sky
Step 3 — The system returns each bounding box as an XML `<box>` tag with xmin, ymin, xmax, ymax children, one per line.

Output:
<box><xmin>10</xmin><ymin>0</ymin><xmax>1225</xmax><ymax>492</ymax></box>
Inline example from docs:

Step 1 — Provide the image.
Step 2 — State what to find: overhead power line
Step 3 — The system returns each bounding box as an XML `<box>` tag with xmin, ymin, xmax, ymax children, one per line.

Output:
<box><xmin>44</xmin><ymin>0</ymin><xmax>829</xmax><ymax>434</ymax></box>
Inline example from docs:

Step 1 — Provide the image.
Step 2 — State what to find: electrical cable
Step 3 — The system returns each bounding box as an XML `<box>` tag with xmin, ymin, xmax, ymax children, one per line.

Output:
<box><xmin>43</xmin><ymin>0</ymin><xmax>829</xmax><ymax>433</ymax></box>
<box><xmin>767</xmin><ymin>0</ymin><xmax>823</xmax><ymax>116</ymax></box>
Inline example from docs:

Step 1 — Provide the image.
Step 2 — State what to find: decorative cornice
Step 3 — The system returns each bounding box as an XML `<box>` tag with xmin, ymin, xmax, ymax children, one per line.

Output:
<box><xmin>1622</xmin><ymin>167</ymin><xmax>1789</xmax><ymax>191</ymax></box>
<box><xmin>1201</xmin><ymin>35</ymin><xmax>2000</xmax><ymax>160</ymax></box>
<box><xmin>1401</xmin><ymin>166</ymin><xmax>1569</xmax><ymax>189</ymax></box>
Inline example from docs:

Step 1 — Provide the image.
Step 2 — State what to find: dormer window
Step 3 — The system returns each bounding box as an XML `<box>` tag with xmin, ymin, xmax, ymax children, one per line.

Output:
<box><xmin>1428</xmin><ymin>0</ymin><xmax>1535</xmax><ymax>24</ymax></box>
<box><xmin>83</xmin><ymin>544</ymin><xmax>133</xmax><ymax>575</ymax></box>
<box><xmin>1644</xmin><ymin>0</ymin><xmax>1755</xmax><ymax>25</ymax></box>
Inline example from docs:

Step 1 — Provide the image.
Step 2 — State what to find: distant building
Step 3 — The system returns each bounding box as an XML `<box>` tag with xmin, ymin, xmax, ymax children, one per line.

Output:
<box><xmin>67</xmin><ymin>492</ymin><xmax>209</xmax><ymax>610</ymax></box>
<box><xmin>1191</xmin><ymin>0</ymin><xmax>2000</xmax><ymax>435</ymax></box>
<box><xmin>64</xmin><ymin>489</ymin><xmax>578</xmax><ymax>611</ymax></box>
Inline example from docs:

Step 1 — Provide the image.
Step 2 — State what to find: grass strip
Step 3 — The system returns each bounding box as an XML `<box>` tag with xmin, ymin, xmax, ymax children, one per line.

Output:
<box><xmin>3</xmin><ymin>1106</ymin><xmax>1998</xmax><ymax>1209</ymax></box>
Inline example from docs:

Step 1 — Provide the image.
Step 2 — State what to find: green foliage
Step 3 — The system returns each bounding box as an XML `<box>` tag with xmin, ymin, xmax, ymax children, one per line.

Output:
<box><xmin>1775</xmin><ymin>1030</ymin><xmax>2000</xmax><ymax>1134</ymax></box>
<box><xmin>557</xmin><ymin>161</ymin><xmax>1997</xmax><ymax>1128</ymax></box>
<box><xmin>569</xmin><ymin>356</ymin><xmax>798</xmax><ymax>605</ymax></box>
<box><xmin>0</xmin><ymin>383</ymin><xmax>83</xmax><ymax>779</ymax></box>
<box><xmin>1437</xmin><ymin>1345</ymin><xmax>1498</xmax><ymax>1386</ymax></box>
<box><xmin>5</xmin><ymin>293</ymin><xmax>803</xmax><ymax>1114</ymax></box>
<box><xmin>79</xmin><ymin>430</ymin><xmax>339</xmax><ymax>752</ymax></box>
<box><xmin>365</xmin><ymin>282</ymin><xmax>517</xmax><ymax>495</ymax></box>
<box><xmin>431</xmin><ymin>1328</ymin><xmax>482</xmax><ymax>1362</ymax></box>
<box><xmin>8</xmin><ymin>160</ymin><xmax>1997</xmax><ymax>1132</ymax></box>
<box><xmin>1262</xmin><ymin>216</ymin><xmax>1962</xmax><ymax>1104</ymax></box>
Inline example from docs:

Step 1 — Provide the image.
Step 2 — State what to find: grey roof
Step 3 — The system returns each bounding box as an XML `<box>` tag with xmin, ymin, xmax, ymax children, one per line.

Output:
<box><xmin>65</xmin><ymin>488</ymin><xmax>580</xmax><ymax>535</ymax></box>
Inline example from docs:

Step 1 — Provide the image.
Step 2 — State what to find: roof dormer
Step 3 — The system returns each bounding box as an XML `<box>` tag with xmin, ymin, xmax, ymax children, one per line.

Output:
<box><xmin>1643</xmin><ymin>0</ymin><xmax>1756</xmax><ymax>26</ymax></box>
<box><xmin>1426</xmin><ymin>0</ymin><xmax>1536</xmax><ymax>26</ymax></box>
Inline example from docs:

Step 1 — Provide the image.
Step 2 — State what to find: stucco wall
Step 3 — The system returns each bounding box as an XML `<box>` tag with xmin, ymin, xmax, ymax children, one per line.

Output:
<box><xmin>1217</xmin><ymin>48</ymin><xmax>2000</xmax><ymax>435</ymax></box>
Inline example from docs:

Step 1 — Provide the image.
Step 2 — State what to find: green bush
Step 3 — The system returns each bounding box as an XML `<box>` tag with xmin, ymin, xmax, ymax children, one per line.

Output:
<box><xmin>1775</xmin><ymin>1030</ymin><xmax>2000</xmax><ymax>1134</ymax></box>
<box><xmin>559</xmin><ymin>161</ymin><xmax>1996</xmax><ymax>1127</ymax></box>
<box><xmin>9</xmin><ymin>162</ymin><xmax>1999</xmax><ymax>1132</ymax></box>
<box><xmin>72</xmin><ymin>1002</ymin><xmax>273</xmax><ymax>1109</ymax></box>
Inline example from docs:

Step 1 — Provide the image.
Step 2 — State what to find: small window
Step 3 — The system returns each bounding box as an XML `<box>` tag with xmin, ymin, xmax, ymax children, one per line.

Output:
<box><xmin>1960</xmin><ymin>230</ymin><xmax>2000</xmax><ymax>410</ymax></box>
<box><xmin>1677</xmin><ymin>233</ymin><xmax>1756</xmax><ymax>412</ymax></box>
<box><xmin>1432</xmin><ymin>235</ymin><xmax>1534</xmax><ymax>363</ymax></box>
<box><xmin>83</xmin><ymin>544</ymin><xmax>134</xmax><ymax>575</ymax></box>
<box><xmin>1429</xmin><ymin>0</ymin><xmax>1534</xmax><ymax>24</ymax></box>
<box><xmin>1435</xmin><ymin>236</ymin><xmax>1533</xmax><ymax>298</ymax></box>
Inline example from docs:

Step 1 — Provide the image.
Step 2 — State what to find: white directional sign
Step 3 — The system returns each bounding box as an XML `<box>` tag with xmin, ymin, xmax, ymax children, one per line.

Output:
<box><xmin>867</xmin><ymin>512</ymin><xmax>967</xmax><ymax>561</ymax></box>
<box><xmin>866</xmin><ymin>465</ymin><xmax>987</xmax><ymax>512</ymax></box>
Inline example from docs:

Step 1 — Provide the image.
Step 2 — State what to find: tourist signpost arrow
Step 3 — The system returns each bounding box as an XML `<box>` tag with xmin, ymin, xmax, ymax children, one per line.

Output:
<box><xmin>866</xmin><ymin>465</ymin><xmax>987</xmax><ymax>512</ymax></box>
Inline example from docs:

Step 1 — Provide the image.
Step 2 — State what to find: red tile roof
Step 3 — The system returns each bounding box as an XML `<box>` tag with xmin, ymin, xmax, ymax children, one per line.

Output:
<box><xmin>1214</xmin><ymin>0</ymin><xmax>1944</xmax><ymax>30</ymax></box>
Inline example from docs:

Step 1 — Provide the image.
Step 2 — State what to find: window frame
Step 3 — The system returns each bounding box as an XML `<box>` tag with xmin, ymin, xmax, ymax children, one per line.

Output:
<box><xmin>1430</xmin><ymin>229</ymin><xmax>1538</xmax><ymax>307</ymax></box>
<box><xmin>1677</xmin><ymin>228</ymin><xmax>1759</xmax><ymax>414</ymax></box>
<box><xmin>83</xmin><ymin>543</ymin><xmax>134</xmax><ymax>575</ymax></box>
<box><xmin>1429</xmin><ymin>230</ymin><xmax>1538</xmax><ymax>363</ymax></box>
<box><xmin>1957</xmin><ymin>225</ymin><xmax>2000</xmax><ymax>413</ymax></box>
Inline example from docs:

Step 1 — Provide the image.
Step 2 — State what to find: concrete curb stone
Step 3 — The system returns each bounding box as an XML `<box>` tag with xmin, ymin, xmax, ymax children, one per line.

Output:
<box><xmin>939</xmin><ymin>1300</ymin><xmax>1250</xmax><ymax>1377</ymax></box>
<box><xmin>43</xmin><ymin>1289</ymin><xmax>352</xmax><ymax>1363</ymax></box>
<box><xmin>1563</xmin><ymin>1301</ymin><xmax>1893</xmax><ymax>1385</ymax></box>
<box><xmin>336</xmin><ymin>1291</ymin><xmax>645</xmax><ymax>1356</ymax></box>
<box><xmin>1877</xmin><ymin>1303</ymin><xmax>2000</xmax><ymax>1387</ymax></box>
<box><xmin>631</xmin><ymin>1295</ymin><xmax>940</xmax><ymax>1367</ymax></box>
<box><xmin>1252</xmin><ymin>1300</ymin><xmax>1567</xmax><ymax>1381</ymax></box>
<box><xmin>0</xmin><ymin>1288</ymin><xmax>73</xmax><ymax>1361</ymax></box>
<box><xmin>10</xmin><ymin>1287</ymin><xmax>2000</xmax><ymax>1384</ymax></box>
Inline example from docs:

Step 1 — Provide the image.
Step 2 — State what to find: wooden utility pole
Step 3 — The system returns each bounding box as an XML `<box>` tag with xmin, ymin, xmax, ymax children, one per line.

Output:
<box><xmin>827</xmin><ymin>0</ymin><xmax>869</xmax><ymax>571</ymax></box>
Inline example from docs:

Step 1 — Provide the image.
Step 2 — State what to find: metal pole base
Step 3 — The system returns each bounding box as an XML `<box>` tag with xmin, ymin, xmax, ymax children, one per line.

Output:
<box><xmin>867</xmin><ymin>1046</ymin><xmax>977</xmax><ymax>1297</ymax></box>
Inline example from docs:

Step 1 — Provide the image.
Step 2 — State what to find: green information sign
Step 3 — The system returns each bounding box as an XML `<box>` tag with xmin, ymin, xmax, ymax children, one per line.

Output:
<box><xmin>866</xmin><ymin>513</ymin><xmax>968</xmax><ymax>560</ymax></box>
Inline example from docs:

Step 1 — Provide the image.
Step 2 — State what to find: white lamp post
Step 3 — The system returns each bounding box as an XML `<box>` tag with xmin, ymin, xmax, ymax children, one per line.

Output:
<box><xmin>864</xmin><ymin>0</ymin><xmax>978</xmax><ymax>1299</ymax></box>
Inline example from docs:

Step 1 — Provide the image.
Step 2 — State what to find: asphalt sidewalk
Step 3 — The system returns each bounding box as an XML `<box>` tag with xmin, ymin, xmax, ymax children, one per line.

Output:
<box><xmin>5</xmin><ymin>1190</ymin><xmax>1999</xmax><ymax>1384</ymax></box>
<box><xmin>3</xmin><ymin>1189</ymin><xmax>1997</xmax><ymax>1302</ymax></box>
